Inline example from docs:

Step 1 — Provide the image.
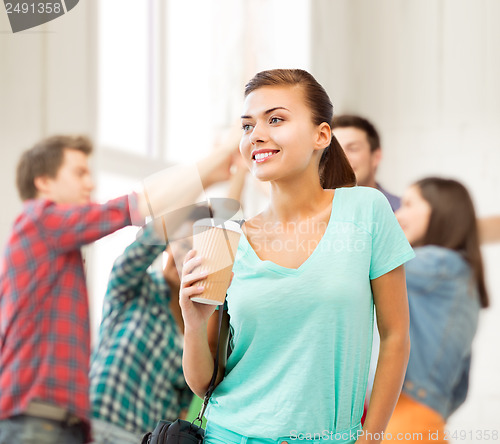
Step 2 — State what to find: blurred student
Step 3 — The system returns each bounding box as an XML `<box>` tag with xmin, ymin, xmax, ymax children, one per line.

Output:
<box><xmin>89</xmin><ymin>162</ymin><xmax>247</xmax><ymax>444</ymax></box>
<box><xmin>89</xmin><ymin>218</ymin><xmax>196</xmax><ymax>444</ymax></box>
<box><xmin>382</xmin><ymin>177</ymin><xmax>489</xmax><ymax>443</ymax></box>
<box><xmin>0</xmin><ymin>134</ymin><xmax>236</xmax><ymax>444</ymax></box>
<box><xmin>332</xmin><ymin>114</ymin><xmax>500</xmax><ymax>243</ymax></box>
<box><xmin>333</xmin><ymin>115</ymin><xmax>499</xmax><ymax>417</ymax></box>
<box><xmin>332</xmin><ymin>114</ymin><xmax>400</xmax><ymax>211</ymax></box>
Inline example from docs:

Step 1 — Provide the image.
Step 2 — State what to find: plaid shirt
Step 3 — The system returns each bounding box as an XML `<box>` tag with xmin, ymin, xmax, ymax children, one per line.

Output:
<box><xmin>89</xmin><ymin>225</ymin><xmax>192</xmax><ymax>436</ymax></box>
<box><xmin>0</xmin><ymin>195</ymin><xmax>137</xmax><ymax>441</ymax></box>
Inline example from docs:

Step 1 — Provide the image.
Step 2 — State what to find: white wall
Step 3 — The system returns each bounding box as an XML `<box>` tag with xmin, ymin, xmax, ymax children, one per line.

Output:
<box><xmin>311</xmin><ymin>0</ymin><xmax>500</xmax><ymax>438</ymax></box>
<box><xmin>0</xmin><ymin>0</ymin><xmax>96</xmax><ymax>247</ymax></box>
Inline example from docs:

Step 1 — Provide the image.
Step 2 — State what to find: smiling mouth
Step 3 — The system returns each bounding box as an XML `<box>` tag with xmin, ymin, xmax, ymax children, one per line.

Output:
<box><xmin>252</xmin><ymin>150</ymin><xmax>280</xmax><ymax>163</ymax></box>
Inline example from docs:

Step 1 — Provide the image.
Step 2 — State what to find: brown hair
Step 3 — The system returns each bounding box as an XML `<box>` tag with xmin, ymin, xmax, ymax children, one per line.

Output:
<box><xmin>244</xmin><ymin>69</ymin><xmax>356</xmax><ymax>189</ymax></box>
<box><xmin>16</xmin><ymin>135</ymin><xmax>93</xmax><ymax>201</ymax></box>
<box><xmin>331</xmin><ymin>114</ymin><xmax>381</xmax><ymax>153</ymax></box>
<box><xmin>416</xmin><ymin>177</ymin><xmax>489</xmax><ymax>308</ymax></box>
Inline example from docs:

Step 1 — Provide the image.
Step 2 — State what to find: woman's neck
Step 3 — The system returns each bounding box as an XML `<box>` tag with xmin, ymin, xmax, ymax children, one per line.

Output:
<box><xmin>266</xmin><ymin>176</ymin><xmax>331</xmax><ymax>223</ymax></box>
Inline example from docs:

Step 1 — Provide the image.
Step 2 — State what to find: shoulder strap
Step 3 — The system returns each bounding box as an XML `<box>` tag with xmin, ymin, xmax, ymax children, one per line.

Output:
<box><xmin>194</xmin><ymin>305</ymin><xmax>224</xmax><ymax>424</ymax></box>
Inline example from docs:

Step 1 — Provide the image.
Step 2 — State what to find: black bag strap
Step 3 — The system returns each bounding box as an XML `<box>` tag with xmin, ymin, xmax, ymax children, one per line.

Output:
<box><xmin>193</xmin><ymin>305</ymin><xmax>224</xmax><ymax>425</ymax></box>
<box><xmin>193</xmin><ymin>209</ymin><xmax>238</xmax><ymax>427</ymax></box>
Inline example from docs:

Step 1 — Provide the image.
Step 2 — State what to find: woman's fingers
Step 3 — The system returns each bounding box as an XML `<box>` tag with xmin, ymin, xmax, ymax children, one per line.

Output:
<box><xmin>183</xmin><ymin>249</ymin><xmax>197</xmax><ymax>266</ymax></box>
<box><xmin>182</xmin><ymin>251</ymin><xmax>203</xmax><ymax>279</ymax></box>
<box><xmin>181</xmin><ymin>284</ymin><xmax>205</xmax><ymax>299</ymax></box>
<box><xmin>180</xmin><ymin>250</ymin><xmax>209</xmax><ymax>301</ymax></box>
<box><xmin>182</xmin><ymin>269</ymin><xmax>208</xmax><ymax>289</ymax></box>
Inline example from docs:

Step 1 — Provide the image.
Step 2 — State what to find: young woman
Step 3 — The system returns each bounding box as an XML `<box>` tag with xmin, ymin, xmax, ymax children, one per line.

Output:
<box><xmin>383</xmin><ymin>178</ymin><xmax>489</xmax><ymax>443</ymax></box>
<box><xmin>180</xmin><ymin>69</ymin><xmax>415</xmax><ymax>444</ymax></box>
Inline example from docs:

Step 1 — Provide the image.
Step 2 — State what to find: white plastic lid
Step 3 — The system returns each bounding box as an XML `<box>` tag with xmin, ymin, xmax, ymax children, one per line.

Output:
<box><xmin>192</xmin><ymin>218</ymin><xmax>243</xmax><ymax>234</ymax></box>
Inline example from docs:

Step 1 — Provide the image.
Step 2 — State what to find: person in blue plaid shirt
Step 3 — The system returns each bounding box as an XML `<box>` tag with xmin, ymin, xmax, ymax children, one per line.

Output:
<box><xmin>88</xmin><ymin>219</ymin><xmax>191</xmax><ymax>443</ymax></box>
<box><xmin>89</xmin><ymin>158</ymin><xmax>248</xmax><ymax>444</ymax></box>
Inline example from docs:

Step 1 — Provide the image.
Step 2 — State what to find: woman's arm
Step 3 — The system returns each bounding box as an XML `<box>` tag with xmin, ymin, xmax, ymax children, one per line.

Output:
<box><xmin>180</xmin><ymin>250</ymin><xmax>231</xmax><ymax>398</ymax></box>
<box><xmin>107</xmin><ymin>225</ymin><xmax>165</xmax><ymax>296</ymax></box>
<box><xmin>135</xmin><ymin>130</ymin><xmax>239</xmax><ymax>224</ymax></box>
<box><xmin>358</xmin><ymin>265</ymin><xmax>410</xmax><ymax>444</ymax></box>
<box><xmin>478</xmin><ymin>216</ymin><xmax>500</xmax><ymax>244</ymax></box>
<box><xmin>226</xmin><ymin>152</ymin><xmax>249</xmax><ymax>203</ymax></box>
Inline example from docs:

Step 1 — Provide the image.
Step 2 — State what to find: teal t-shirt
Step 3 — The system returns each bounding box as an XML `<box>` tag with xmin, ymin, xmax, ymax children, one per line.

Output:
<box><xmin>206</xmin><ymin>186</ymin><xmax>415</xmax><ymax>440</ymax></box>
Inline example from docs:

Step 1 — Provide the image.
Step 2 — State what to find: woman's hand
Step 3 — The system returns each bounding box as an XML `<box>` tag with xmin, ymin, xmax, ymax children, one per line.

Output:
<box><xmin>179</xmin><ymin>250</ymin><xmax>218</xmax><ymax>330</ymax></box>
<box><xmin>200</xmin><ymin>124</ymin><xmax>242</xmax><ymax>189</ymax></box>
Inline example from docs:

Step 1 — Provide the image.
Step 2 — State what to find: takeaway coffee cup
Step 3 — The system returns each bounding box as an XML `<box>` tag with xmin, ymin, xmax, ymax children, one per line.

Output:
<box><xmin>190</xmin><ymin>218</ymin><xmax>242</xmax><ymax>305</ymax></box>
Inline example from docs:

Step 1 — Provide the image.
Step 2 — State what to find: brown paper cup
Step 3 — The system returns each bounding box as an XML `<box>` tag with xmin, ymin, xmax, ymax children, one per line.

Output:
<box><xmin>190</xmin><ymin>218</ymin><xmax>242</xmax><ymax>305</ymax></box>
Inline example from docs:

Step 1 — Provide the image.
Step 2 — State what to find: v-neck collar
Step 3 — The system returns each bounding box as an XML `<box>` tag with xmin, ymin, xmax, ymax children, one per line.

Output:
<box><xmin>240</xmin><ymin>189</ymin><xmax>340</xmax><ymax>275</ymax></box>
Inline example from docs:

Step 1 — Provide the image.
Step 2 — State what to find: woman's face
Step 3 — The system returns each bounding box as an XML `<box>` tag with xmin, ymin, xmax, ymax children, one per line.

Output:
<box><xmin>239</xmin><ymin>86</ymin><xmax>330</xmax><ymax>183</ymax></box>
<box><xmin>396</xmin><ymin>185</ymin><xmax>432</xmax><ymax>246</ymax></box>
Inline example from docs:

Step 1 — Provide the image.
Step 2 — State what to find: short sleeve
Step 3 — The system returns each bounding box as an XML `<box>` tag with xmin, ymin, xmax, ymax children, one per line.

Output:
<box><xmin>370</xmin><ymin>192</ymin><xmax>415</xmax><ymax>279</ymax></box>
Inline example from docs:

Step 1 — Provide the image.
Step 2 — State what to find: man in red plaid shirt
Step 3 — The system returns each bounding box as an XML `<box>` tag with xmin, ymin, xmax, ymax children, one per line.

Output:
<box><xmin>0</xmin><ymin>134</ymin><xmax>237</xmax><ymax>444</ymax></box>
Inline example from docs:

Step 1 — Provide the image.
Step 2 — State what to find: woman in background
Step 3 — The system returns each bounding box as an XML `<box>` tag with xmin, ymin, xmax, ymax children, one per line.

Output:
<box><xmin>384</xmin><ymin>177</ymin><xmax>489</xmax><ymax>443</ymax></box>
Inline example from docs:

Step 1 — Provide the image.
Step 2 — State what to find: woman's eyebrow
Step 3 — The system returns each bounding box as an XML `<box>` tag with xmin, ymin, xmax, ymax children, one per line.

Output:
<box><xmin>241</xmin><ymin>106</ymin><xmax>290</xmax><ymax>119</ymax></box>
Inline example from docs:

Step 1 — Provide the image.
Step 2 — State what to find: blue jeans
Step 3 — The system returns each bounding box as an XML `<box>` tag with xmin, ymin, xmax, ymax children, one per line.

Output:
<box><xmin>90</xmin><ymin>419</ymin><xmax>142</xmax><ymax>444</ymax></box>
<box><xmin>0</xmin><ymin>415</ymin><xmax>85</xmax><ymax>444</ymax></box>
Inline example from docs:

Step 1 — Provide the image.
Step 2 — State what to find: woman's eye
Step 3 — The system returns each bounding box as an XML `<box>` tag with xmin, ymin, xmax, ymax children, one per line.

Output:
<box><xmin>242</xmin><ymin>123</ymin><xmax>253</xmax><ymax>131</ymax></box>
<box><xmin>269</xmin><ymin>117</ymin><xmax>283</xmax><ymax>124</ymax></box>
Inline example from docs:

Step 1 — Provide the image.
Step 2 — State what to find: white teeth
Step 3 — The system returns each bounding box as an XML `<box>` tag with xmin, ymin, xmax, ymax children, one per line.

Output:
<box><xmin>254</xmin><ymin>152</ymin><xmax>275</xmax><ymax>160</ymax></box>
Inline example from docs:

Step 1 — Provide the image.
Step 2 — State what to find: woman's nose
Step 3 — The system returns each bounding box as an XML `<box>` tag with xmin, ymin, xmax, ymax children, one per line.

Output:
<box><xmin>249</xmin><ymin>122</ymin><xmax>267</xmax><ymax>144</ymax></box>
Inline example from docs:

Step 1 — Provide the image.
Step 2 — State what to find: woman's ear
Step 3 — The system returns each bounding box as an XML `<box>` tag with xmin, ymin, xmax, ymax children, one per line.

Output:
<box><xmin>313</xmin><ymin>122</ymin><xmax>332</xmax><ymax>151</ymax></box>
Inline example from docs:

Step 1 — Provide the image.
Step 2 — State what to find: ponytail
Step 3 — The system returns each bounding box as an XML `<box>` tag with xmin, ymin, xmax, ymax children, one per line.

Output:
<box><xmin>320</xmin><ymin>133</ymin><xmax>357</xmax><ymax>189</ymax></box>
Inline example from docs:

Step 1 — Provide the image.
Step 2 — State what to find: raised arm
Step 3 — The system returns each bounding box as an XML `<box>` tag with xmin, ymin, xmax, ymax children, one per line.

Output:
<box><xmin>40</xmin><ymin>195</ymin><xmax>139</xmax><ymax>252</ymax></box>
<box><xmin>358</xmin><ymin>265</ymin><xmax>410</xmax><ymax>444</ymax></box>
<box><xmin>226</xmin><ymin>153</ymin><xmax>249</xmax><ymax>203</ymax></box>
<box><xmin>478</xmin><ymin>216</ymin><xmax>500</xmax><ymax>244</ymax></box>
<box><xmin>135</xmin><ymin>128</ymin><xmax>240</xmax><ymax>224</ymax></box>
<box><xmin>106</xmin><ymin>225</ymin><xmax>166</xmax><ymax>297</ymax></box>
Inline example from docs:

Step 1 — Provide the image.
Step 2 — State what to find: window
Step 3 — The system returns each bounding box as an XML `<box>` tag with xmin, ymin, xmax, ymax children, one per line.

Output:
<box><xmin>90</xmin><ymin>0</ymin><xmax>312</xmax><ymax>342</ymax></box>
<box><xmin>98</xmin><ymin>0</ymin><xmax>151</xmax><ymax>155</ymax></box>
